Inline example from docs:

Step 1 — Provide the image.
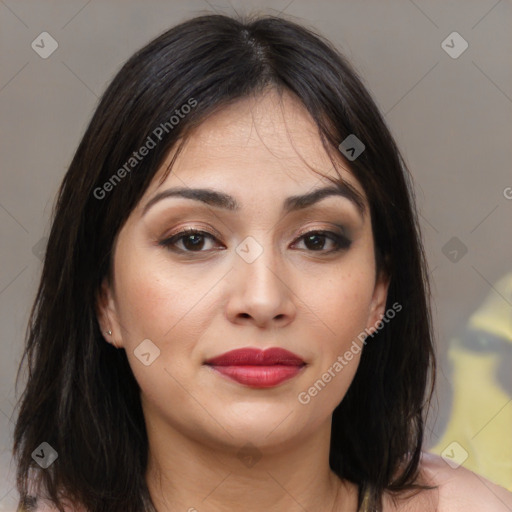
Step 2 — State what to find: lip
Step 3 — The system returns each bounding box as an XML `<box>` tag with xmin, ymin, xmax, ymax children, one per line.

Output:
<box><xmin>204</xmin><ymin>348</ymin><xmax>306</xmax><ymax>388</ymax></box>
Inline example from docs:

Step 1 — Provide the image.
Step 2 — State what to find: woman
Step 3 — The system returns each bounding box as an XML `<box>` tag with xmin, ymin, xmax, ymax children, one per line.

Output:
<box><xmin>12</xmin><ymin>13</ymin><xmax>512</xmax><ymax>512</ymax></box>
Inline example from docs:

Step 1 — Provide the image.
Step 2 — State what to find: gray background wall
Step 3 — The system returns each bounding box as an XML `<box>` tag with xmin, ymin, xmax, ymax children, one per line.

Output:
<box><xmin>1</xmin><ymin>0</ymin><xmax>511</xmax><ymax>508</ymax></box>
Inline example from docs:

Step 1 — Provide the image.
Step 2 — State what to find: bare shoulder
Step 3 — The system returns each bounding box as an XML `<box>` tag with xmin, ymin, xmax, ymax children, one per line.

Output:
<box><xmin>415</xmin><ymin>451</ymin><xmax>512</xmax><ymax>512</ymax></box>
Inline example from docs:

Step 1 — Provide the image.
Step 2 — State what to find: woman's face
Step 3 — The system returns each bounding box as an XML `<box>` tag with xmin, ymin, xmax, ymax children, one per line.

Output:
<box><xmin>97</xmin><ymin>90</ymin><xmax>389</xmax><ymax>451</ymax></box>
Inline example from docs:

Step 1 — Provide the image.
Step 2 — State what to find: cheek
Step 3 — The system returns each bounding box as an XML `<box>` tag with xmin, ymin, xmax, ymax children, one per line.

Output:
<box><xmin>112</xmin><ymin>247</ymin><xmax>210</xmax><ymax>404</ymax></box>
<box><xmin>303</xmin><ymin>258</ymin><xmax>376</xmax><ymax>350</ymax></box>
<box><xmin>294</xmin><ymin>269</ymin><xmax>374</xmax><ymax>415</ymax></box>
<box><xmin>319</xmin><ymin>276</ymin><xmax>371</xmax><ymax>323</ymax></box>
<box><xmin>113</xmin><ymin>242</ymin><xmax>196</xmax><ymax>341</ymax></box>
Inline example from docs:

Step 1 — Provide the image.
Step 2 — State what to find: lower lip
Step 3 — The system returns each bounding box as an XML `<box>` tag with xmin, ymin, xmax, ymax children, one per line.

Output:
<box><xmin>207</xmin><ymin>365</ymin><xmax>304</xmax><ymax>388</ymax></box>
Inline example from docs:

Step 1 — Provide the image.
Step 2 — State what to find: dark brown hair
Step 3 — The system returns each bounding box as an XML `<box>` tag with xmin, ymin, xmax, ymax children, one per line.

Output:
<box><xmin>13</xmin><ymin>13</ymin><xmax>436</xmax><ymax>512</ymax></box>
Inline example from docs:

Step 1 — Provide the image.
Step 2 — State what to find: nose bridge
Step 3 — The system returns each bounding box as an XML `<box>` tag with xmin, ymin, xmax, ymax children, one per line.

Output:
<box><xmin>228</xmin><ymin>232</ymin><xmax>295</xmax><ymax>325</ymax></box>
<box><xmin>235</xmin><ymin>232</ymin><xmax>284</xmax><ymax>296</ymax></box>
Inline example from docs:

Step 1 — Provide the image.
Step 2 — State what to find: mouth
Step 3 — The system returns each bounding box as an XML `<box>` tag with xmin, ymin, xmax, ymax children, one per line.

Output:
<box><xmin>204</xmin><ymin>347</ymin><xmax>306</xmax><ymax>388</ymax></box>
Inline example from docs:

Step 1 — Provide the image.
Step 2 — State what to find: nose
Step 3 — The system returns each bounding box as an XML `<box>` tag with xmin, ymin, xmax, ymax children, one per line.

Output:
<box><xmin>225</xmin><ymin>239</ymin><xmax>296</xmax><ymax>329</ymax></box>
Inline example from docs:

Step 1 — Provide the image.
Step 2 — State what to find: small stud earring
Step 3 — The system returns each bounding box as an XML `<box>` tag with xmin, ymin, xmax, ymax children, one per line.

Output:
<box><xmin>106</xmin><ymin>330</ymin><xmax>112</xmax><ymax>335</ymax></box>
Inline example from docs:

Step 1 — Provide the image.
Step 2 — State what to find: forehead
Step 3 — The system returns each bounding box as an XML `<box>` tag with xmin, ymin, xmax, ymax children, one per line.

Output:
<box><xmin>145</xmin><ymin>89</ymin><xmax>366</xmax><ymax>204</ymax></box>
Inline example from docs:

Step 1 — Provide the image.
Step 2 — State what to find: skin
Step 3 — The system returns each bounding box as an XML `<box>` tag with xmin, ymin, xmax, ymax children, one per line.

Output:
<box><xmin>95</xmin><ymin>89</ymin><xmax>512</xmax><ymax>512</ymax></box>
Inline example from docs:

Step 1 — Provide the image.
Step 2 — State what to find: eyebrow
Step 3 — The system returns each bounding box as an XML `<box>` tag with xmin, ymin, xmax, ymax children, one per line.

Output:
<box><xmin>142</xmin><ymin>182</ymin><xmax>366</xmax><ymax>217</ymax></box>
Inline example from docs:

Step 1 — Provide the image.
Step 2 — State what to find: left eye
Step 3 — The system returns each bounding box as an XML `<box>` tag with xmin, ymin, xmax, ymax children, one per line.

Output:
<box><xmin>294</xmin><ymin>230</ymin><xmax>351</xmax><ymax>252</ymax></box>
<box><xmin>159</xmin><ymin>228</ymin><xmax>351</xmax><ymax>254</ymax></box>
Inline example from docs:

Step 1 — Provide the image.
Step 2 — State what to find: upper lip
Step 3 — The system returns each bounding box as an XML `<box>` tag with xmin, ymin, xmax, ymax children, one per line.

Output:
<box><xmin>204</xmin><ymin>347</ymin><xmax>305</xmax><ymax>366</ymax></box>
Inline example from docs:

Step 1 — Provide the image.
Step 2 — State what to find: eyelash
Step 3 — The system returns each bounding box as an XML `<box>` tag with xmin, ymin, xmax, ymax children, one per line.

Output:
<box><xmin>158</xmin><ymin>227</ymin><xmax>351</xmax><ymax>255</ymax></box>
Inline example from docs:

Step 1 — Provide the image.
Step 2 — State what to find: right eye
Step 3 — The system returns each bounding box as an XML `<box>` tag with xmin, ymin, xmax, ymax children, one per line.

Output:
<box><xmin>158</xmin><ymin>228</ymin><xmax>223</xmax><ymax>253</ymax></box>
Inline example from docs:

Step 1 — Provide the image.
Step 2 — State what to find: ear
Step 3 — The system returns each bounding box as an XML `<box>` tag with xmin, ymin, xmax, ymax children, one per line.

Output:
<box><xmin>365</xmin><ymin>271</ymin><xmax>390</xmax><ymax>334</ymax></box>
<box><xmin>95</xmin><ymin>276</ymin><xmax>124</xmax><ymax>348</ymax></box>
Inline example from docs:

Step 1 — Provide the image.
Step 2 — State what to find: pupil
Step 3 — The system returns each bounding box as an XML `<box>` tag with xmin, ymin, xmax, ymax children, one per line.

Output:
<box><xmin>306</xmin><ymin>234</ymin><xmax>324</xmax><ymax>250</ymax></box>
<box><xmin>185</xmin><ymin>234</ymin><xmax>204</xmax><ymax>250</ymax></box>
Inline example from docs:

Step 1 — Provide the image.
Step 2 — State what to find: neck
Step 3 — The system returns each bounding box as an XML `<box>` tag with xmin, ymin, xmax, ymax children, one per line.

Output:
<box><xmin>144</xmin><ymin>414</ymin><xmax>356</xmax><ymax>512</ymax></box>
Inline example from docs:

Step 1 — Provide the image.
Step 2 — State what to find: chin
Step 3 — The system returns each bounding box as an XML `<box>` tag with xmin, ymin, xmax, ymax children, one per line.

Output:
<box><xmin>216</xmin><ymin>408</ymin><xmax>314</xmax><ymax>446</ymax></box>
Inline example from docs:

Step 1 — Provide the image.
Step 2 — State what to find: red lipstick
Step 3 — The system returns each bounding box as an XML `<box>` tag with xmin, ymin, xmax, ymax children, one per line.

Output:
<box><xmin>204</xmin><ymin>348</ymin><xmax>305</xmax><ymax>388</ymax></box>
